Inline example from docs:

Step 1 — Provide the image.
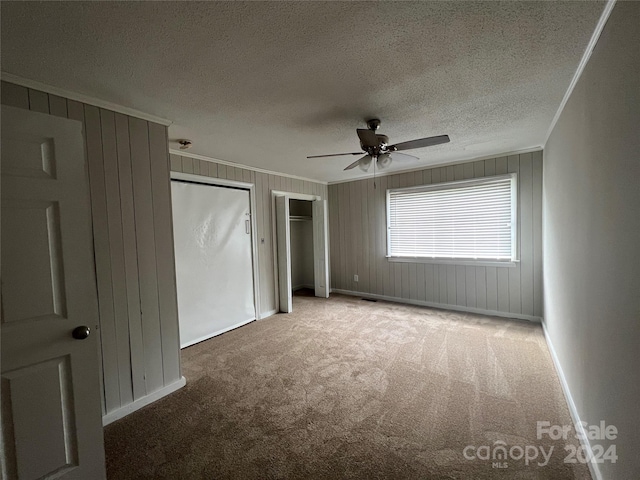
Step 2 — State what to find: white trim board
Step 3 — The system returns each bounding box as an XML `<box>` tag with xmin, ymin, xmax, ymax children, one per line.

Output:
<box><xmin>327</xmin><ymin>147</ymin><xmax>543</xmax><ymax>185</ymax></box>
<box><xmin>387</xmin><ymin>256</ymin><xmax>518</xmax><ymax>268</ymax></box>
<box><xmin>1</xmin><ymin>72</ymin><xmax>173</xmax><ymax>126</ymax></box>
<box><xmin>543</xmin><ymin>0</ymin><xmax>617</xmax><ymax>146</ymax></box>
<box><xmin>541</xmin><ymin>320</ymin><xmax>602</xmax><ymax>480</ymax></box>
<box><xmin>331</xmin><ymin>288</ymin><xmax>542</xmax><ymax>323</ymax></box>
<box><xmin>102</xmin><ymin>376</ymin><xmax>186</xmax><ymax>426</ymax></box>
<box><xmin>171</xmin><ymin>149</ymin><xmax>329</xmax><ymax>185</ymax></box>
<box><xmin>260</xmin><ymin>309</ymin><xmax>278</xmax><ymax>320</ymax></box>
<box><xmin>172</xmin><ymin>147</ymin><xmax>544</xmax><ymax>187</ymax></box>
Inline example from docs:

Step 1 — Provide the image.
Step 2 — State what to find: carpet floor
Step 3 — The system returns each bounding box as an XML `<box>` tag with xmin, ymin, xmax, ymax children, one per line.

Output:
<box><xmin>105</xmin><ymin>293</ymin><xmax>590</xmax><ymax>479</ymax></box>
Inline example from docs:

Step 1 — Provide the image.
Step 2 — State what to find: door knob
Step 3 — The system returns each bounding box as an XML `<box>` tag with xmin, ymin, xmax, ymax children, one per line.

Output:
<box><xmin>72</xmin><ymin>326</ymin><xmax>91</xmax><ymax>340</ymax></box>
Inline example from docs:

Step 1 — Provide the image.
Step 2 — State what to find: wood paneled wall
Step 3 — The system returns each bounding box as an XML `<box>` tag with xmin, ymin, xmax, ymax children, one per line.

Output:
<box><xmin>328</xmin><ymin>151</ymin><xmax>543</xmax><ymax>319</ymax></box>
<box><xmin>1</xmin><ymin>81</ymin><xmax>182</xmax><ymax>417</ymax></box>
<box><xmin>169</xmin><ymin>154</ymin><xmax>328</xmax><ymax>315</ymax></box>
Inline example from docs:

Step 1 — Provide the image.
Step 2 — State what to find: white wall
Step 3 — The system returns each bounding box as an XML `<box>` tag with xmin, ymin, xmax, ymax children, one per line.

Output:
<box><xmin>543</xmin><ymin>3</ymin><xmax>640</xmax><ymax>479</ymax></box>
<box><xmin>1</xmin><ymin>81</ymin><xmax>183</xmax><ymax>422</ymax></box>
<box><xmin>328</xmin><ymin>151</ymin><xmax>543</xmax><ymax>320</ymax></box>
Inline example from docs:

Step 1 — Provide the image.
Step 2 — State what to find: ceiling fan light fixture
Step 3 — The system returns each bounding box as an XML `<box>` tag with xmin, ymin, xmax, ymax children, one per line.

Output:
<box><xmin>358</xmin><ymin>156</ymin><xmax>372</xmax><ymax>172</ymax></box>
<box><xmin>378</xmin><ymin>153</ymin><xmax>392</xmax><ymax>169</ymax></box>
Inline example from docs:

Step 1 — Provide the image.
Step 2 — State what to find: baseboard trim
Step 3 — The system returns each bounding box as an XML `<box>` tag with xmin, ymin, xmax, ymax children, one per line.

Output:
<box><xmin>541</xmin><ymin>320</ymin><xmax>602</xmax><ymax>480</ymax></box>
<box><xmin>102</xmin><ymin>376</ymin><xmax>187</xmax><ymax>426</ymax></box>
<box><xmin>331</xmin><ymin>289</ymin><xmax>542</xmax><ymax>322</ymax></box>
<box><xmin>259</xmin><ymin>309</ymin><xmax>278</xmax><ymax>320</ymax></box>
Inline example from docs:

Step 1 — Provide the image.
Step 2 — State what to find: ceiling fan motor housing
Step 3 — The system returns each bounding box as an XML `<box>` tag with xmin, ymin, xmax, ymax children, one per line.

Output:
<box><xmin>360</xmin><ymin>134</ymin><xmax>389</xmax><ymax>156</ymax></box>
<box><xmin>376</xmin><ymin>134</ymin><xmax>389</xmax><ymax>146</ymax></box>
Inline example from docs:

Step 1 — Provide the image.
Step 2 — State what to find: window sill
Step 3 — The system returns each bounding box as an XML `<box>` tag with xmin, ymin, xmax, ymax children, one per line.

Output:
<box><xmin>386</xmin><ymin>256</ymin><xmax>518</xmax><ymax>267</ymax></box>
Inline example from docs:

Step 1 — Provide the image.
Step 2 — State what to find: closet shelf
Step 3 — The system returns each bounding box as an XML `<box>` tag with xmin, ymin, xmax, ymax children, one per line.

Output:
<box><xmin>289</xmin><ymin>215</ymin><xmax>312</xmax><ymax>222</ymax></box>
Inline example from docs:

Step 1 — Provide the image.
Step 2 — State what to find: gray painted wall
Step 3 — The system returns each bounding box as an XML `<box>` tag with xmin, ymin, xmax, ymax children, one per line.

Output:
<box><xmin>328</xmin><ymin>152</ymin><xmax>543</xmax><ymax>319</ymax></box>
<box><xmin>290</xmin><ymin>219</ymin><xmax>314</xmax><ymax>290</ymax></box>
<box><xmin>1</xmin><ymin>81</ymin><xmax>182</xmax><ymax>419</ymax></box>
<box><xmin>543</xmin><ymin>3</ymin><xmax>640</xmax><ymax>479</ymax></box>
<box><xmin>169</xmin><ymin>154</ymin><xmax>328</xmax><ymax>315</ymax></box>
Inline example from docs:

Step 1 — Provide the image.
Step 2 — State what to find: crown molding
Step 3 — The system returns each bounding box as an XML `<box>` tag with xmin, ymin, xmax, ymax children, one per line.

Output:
<box><xmin>326</xmin><ymin>146</ymin><xmax>543</xmax><ymax>185</ymax></box>
<box><xmin>169</xmin><ymin>149</ymin><xmax>328</xmax><ymax>185</ymax></box>
<box><xmin>1</xmin><ymin>72</ymin><xmax>173</xmax><ymax>126</ymax></box>
<box><xmin>2</xmin><ymin>72</ymin><xmax>551</xmax><ymax>185</ymax></box>
<box><xmin>543</xmin><ymin>0</ymin><xmax>617</xmax><ymax>146</ymax></box>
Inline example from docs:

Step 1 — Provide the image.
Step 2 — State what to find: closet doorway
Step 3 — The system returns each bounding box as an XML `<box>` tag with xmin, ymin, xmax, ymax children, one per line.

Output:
<box><xmin>274</xmin><ymin>192</ymin><xmax>329</xmax><ymax>313</ymax></box>
<box><xmin>290</xmin><ymin>200</ymin><xmax>315</xmax><ymax>294</ymax></box>
<box><xmin>171</xmin><ymin>173</ymin><xmax>260</xmax><ymax>348</ymax></box>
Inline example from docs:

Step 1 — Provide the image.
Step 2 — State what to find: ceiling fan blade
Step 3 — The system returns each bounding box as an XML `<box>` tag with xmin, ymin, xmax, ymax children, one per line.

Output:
<box><xmin>344</xmin><ymin>155</ymin><xmax>371</xmax><ymax>171</ymax></box>
<box><xmin>307</xmin><ymin>152</ymin><xmax>363</xmax><ymax>159</ymax></box>
<box><xmin>357</xmin><ymin>128</ymin><xmax>379</xmax><ymax>147</ymax></box>
<box><xmin>390</xmin><ymin>134</ymin><xmax>450</xmax><ymax>151</ymax></box>
<box><xmin>390</xmin><ymin>152</ymin><xmax>419</xmax><ymax>161</ymax></box>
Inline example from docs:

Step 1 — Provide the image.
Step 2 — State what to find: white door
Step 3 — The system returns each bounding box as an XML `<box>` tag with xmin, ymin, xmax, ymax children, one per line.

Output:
<box><xmin>171</xmin><ymin>181</ymin><xmax>256</xmax><ymax>348</ymax></box>
<box><xmin>275</xmin><ymin>195</ymin><xmax>292</xmax><ymax>313</ymax></box>
<box><xmin>1</xmin><ymin>106</ymin><xmax>106</xmax><ymax>479</ymax></box>
<box><xmin>312</xmin><ymin>199</ymin><xmax>330</xmax><ymax>298</ymax></box>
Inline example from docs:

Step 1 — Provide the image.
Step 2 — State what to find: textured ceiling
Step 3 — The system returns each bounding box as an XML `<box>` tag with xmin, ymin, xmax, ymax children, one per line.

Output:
<box><xmin>1</xmin><ymin>1</ymin><xmax>605</xmax><ymax>182</ymax></box>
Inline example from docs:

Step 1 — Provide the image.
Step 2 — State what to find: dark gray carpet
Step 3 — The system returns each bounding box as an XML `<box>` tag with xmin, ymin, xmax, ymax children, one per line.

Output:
<box><xmin>105</xmin><ymin>294</ymin><xmax>590</xmax><ymax>479</ymax></box>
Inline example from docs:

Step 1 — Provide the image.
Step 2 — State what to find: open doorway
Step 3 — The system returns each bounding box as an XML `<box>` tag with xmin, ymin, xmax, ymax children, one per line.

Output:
<box><xmin>274</xmin><ymin>192</ymin><xmax>329</xmax><ymax>313</ymax></box>
<box><xmin>290</xmin><ymin>199</ymin><xmax>315</xmax><ymax>296</ymax></box>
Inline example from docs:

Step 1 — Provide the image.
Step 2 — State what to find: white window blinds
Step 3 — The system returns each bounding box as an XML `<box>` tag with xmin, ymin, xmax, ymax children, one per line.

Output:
<box><xmin>387</xmin><ymin>174</ymin><xmax>516</xmax><ymax>261</ymax></box>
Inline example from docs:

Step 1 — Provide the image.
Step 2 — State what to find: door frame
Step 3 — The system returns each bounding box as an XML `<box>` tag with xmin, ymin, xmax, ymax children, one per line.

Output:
<box><xmin>270</xmin><ymin>190</ymin><xmax>323</xmax><ymax>313</ymax></box>
<box><xmin>171</xmin><ymin>172</ymin><xmax>262</xmax><ymax>320</ymax></box>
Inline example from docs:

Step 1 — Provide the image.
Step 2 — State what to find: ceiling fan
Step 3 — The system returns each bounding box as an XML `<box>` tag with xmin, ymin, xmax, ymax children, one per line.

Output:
<box><xmin>307</xmin><ymin>119</ymin><xmax>450</xmax><ymax>172</ymax></box>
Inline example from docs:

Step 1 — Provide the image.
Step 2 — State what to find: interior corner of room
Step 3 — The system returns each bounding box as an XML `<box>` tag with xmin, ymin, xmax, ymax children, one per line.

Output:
<box><xmin>1</xmin><ymin>1</ymin><xmax>638</xmax><ymax>479</ymax></box>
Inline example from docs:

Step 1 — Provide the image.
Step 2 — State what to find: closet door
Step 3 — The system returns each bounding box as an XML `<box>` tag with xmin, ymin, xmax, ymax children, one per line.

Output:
<box><xmin>171</xmin><ymin>181</ymin><xmax>255</xmax><ymax>348</ymax></box>
<box><xmin>275</xmin><ymin>195</ymin><xmax>292</xmax><ymax>313</ymax></box>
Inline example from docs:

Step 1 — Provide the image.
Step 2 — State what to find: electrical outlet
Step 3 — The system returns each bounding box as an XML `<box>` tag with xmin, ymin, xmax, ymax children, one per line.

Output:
<box><xmin>354</xmin><ymin>274</ymin><xmax>359</xmax><ymax>282</ymax></box>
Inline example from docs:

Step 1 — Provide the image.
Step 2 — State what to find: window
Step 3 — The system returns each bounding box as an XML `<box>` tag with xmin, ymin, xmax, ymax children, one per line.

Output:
<box><xmin>387</xmin><ymin>173</ymin><xmax>517</xmax><ymax>263</ymax></box>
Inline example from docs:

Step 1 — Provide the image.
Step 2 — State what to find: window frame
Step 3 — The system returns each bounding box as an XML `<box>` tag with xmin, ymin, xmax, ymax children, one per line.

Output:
<box><xmin>386</xmin><ymin>173</ymin><xmax>518</xmax><ymax>267</ymax></box>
